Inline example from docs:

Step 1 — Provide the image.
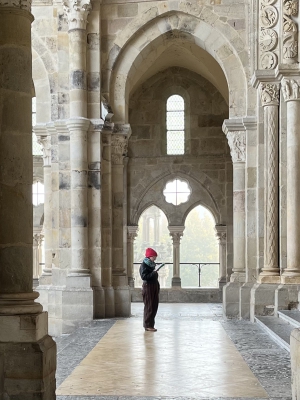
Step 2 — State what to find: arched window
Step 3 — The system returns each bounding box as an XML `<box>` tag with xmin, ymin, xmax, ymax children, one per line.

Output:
<box><xmin>166</xmin><ymin>95</ymin><xmax>185</xmax><ymax>155</ymax></box>
<box><xmin>32</xmin><ymin>181</ymin><xmax>44</xmax><ymax>206</ymax></box>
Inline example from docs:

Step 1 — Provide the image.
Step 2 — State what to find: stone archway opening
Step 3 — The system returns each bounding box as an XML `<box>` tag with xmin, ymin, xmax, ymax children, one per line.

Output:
<box><xmin>181</xmin><ymin>205</ymin><xmax>219</xmax><ymax>288</ymax></box>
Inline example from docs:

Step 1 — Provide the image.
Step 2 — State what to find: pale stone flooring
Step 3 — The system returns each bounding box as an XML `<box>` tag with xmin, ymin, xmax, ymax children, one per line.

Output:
<box><xmin>56</xmin><ymin>303</ymin><xmax>292</xmax><ymax>400</ymax></box>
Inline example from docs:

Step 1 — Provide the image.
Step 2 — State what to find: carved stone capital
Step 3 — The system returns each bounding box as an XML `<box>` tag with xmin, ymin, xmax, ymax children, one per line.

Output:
<box><xmin>111</xmin><ymin>135</ymin><xmax>128</xmax><ymax>165</ymax></box>
<box><xmin>37</xmin><ymin>136</ymin><xmax>51</xmax><ymax>167</ymax></box>
<box><xmin>281</xmin><ymin>78</ymin><xmax>300</xmax><ymax>101</ymax></box>
<box><xmin>127</xmin><ymin>226</ymin><xmax>139</xmax><ymax>242</ymax></box>
<box><xmin>259</xmin><ymin>82</ymin><xmax>280</xmax><ymax>106</ymax></box>
<box><xmin>215</xmin><ymin>225</ymin><xmax>227</xmax><ymax>245</ymax></box>
<box><xmin>168</xmin><ymin>226</ymin><xmax>185</xmax><ymax>245</ymax></box>
<box><xmin>33</xmin><ymin>233</ymin><xmax>44</xmax><ymax>247</ymax></box>
<box><xmin>226</xmin><ymin>131</ymin><xmax>246</xmax><ymax>163</ymax></box>
<box><xmin>0</xmin><ymin>0</ymin><xmax>32</xmax><ymax>12</ymax></box>
<box><xmin>62</xmin><ymin>0</ymin><xmax>91</xmax><ymax>30</ymax></box>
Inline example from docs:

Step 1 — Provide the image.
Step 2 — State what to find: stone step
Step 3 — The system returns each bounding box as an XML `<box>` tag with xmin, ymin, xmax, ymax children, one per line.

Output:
<box><xmin>255</xmin><ymin>316</ymin><xmax>292</xmax><ymax>352</ymax></box>
<box><xmin>278</xmin><ymin>310</ymin><xmax>300</xmax><ymax>328</ymax></box>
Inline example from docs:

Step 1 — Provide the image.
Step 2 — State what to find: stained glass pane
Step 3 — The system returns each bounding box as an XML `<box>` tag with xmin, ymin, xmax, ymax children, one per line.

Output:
<box><xmin>166</xmin><ymin>95</ymin><xmax>185</xmax><ymax>155</ymax></box>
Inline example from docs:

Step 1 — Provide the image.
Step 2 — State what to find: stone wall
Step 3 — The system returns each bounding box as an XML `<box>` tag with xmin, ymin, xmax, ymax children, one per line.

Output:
<box><xmin>128</xmin><ymin>66</ymin><xmax>232</xmax><ymax>274</ymax></box>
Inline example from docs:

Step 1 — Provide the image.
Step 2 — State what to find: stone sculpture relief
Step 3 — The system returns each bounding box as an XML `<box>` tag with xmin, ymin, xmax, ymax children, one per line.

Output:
<box><xmin>259</xmin><ymin>0</ymin><xmax>279</xmax><ymax>69</ymax></box>
<box><xmin>259</xmin><ymin>83</ymin><xmax>280</xmax><ymax>106</ymax></box>
<box><xmin>282</xmin><ymin>0</ymin><xmax>298</xmax><ymax>63</ymax></box>
<box><xmin>226</xmin><ymin>132</ymin><xmax>246</xmax><ymax>163</ymax></box>
<box><xmin>282</xmin><ymin>79</ymin><xmax>300</xmax><ymax>101</ymax></box>
<box><xmin>37</xmin><ymin>136</ymin><xmax>51</xmax><ymax>167</ymax></box>
<box><xmin>62</xmin><ymin>0</ymin><xmax>91</xmax><ymax>29</ymax></box>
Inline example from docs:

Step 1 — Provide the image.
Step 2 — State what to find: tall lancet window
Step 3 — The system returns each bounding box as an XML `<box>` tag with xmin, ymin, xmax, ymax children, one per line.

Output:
<box><xmin>166</xmin><ymin>94</ymin><xmax>185</xmax><ymax>155</ymax></box>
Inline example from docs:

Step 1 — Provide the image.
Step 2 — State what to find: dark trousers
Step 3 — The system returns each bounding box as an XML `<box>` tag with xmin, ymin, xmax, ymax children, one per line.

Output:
<box><xmin>142</xmin><ymin>281</ymin><xmax>160</xmax><ymax>328</ymax></box>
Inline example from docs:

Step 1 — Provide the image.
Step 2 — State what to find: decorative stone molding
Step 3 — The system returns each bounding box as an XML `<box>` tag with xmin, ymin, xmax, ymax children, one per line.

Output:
<box><xmin>259</xmin><ymin>82</ymin><xmax>280</xmax><ymax>106</ymax></box>
<box><xmin>111</xmin><ymin>135</ymin><xmax>128</xmax><ymax>165</ymax></box>
<box><xmin>282</xmin><ymin>0</ymin><xmax>298</xmax><ymax>64</ymax></box>
<box><xmin>37</xmin><ymin>136</ymin><xmax>51</xmax><ymax>167</ymax></box>
<box><xmin>62</xmin><ymin>0</ymin><xmax>91</xmax><ymax>30</ymax></box>
<box><xmin>260</xmin><ymin>29</ymin><xmax>278</xmax><ymax>51</ymax></box>
<box><xmin>0</xmin><ymin>0</ymin><xmax>31</xmax><ymax>12</ymax></box>
<box><xmin>168</xmin><ymin>226</ymin><xmax>185</xmax><ymax>245</ymax></box>
<box><xmin>259</xmin><ymin>0</ymin><xmax>279</xmax><ymax>69</ymax></box>
<box><xmin>33</xmin><ymin>233</ymin><xmax>44</xmax><ymax>247</ymax></box>
<box><xmin>226</xmin><ymin>131</ymin><xmax>246</xmax><ymax>163</ymax></box>
<box><xmin>281</xmin><ymin>78</ymin><xmax>300</xmax><ymax>101</ymax></box>
<box><xmin>127</xmin><ymin>226</ymin><xmax>139</xmax><ymax>242</ymax></box>
<box><xmin>215</xmin><ymin>225</ymin><xmax>227</xmax><ymax>245</ymax></box>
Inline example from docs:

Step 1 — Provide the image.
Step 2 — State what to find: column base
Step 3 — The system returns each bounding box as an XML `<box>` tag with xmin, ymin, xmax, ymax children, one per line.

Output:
<box><xmin>0</xmin><ymin>312</ymin><xmax>56</xmax><ymax>399</ymax></box>
<box><xmin>275</xmin><ymin>284</ymin><xmax>300</xmax><ymax>315</ymax></box>
<box><xmin>281</xmin><ymin>275</ymin><xmax>300</xmax><ymax>284</ymax></box>
<box><xmin>240</xmin><ymin>282</ymin><xmax>256</xmax><ymax>320</ymax></box>
<box><xmin>38</xmin><ymin>273</ymin><xmax>52</xmax><ymax>286</ymax></box>
<box><xmin>258</xmin><ymin>275</ymin><xmax>281</xmax><ymax>284</ymax></box>
<box><xmin>250</xmin><ymin>283</ymin><xmax>279</xmax><ymax>322</ymax></box>
<box><xmin>171</xmin><ymin>277</ymin><xmax>181</xmax><ymax>288</ymax></box>
<box><xmin>230</xmin><ymin>272</ymin><xmax>246</xmax><ymax>283</ymax></box>
<box><xmin>223</xmin><ymin>282</ymin><xmax>242</xmax><ymax>319</ymax></box>
<box><xmin>114</xmin><ymin>286</ymin><xmax>131</xmax><ymax>317</ymax></box>
<box><xmin>37</xmin><ymin>285</ymin><xmax>93</xmax><ymax>336</ymax></box>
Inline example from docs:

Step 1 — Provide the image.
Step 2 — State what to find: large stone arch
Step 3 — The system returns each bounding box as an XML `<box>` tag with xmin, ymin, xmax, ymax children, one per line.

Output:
<box><xmin>108</xmin><ymin>10</ymin><xmax>248</xmax><ymax>123</ymax></box>
<box><xmin>130</xmin><ymin>171</ymin><xmax>224</xmax><ymax>226</ymax></box>
<box><xmin>32</xmin><ymin>31</ymin><xmax>57</xmax><ymax>122</ymax></box>
<box><xmin>32</xmin><ymin>48</ymin><xmax>51</xmax><ymax>123</ymax></box>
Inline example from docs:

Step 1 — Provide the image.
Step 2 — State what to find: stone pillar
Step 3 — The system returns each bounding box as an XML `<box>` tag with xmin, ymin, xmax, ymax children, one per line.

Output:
<box><xmin>0</xmin><ymin>0</ymin><xmax>56</xmax><ymax>396</ymax></box>
<box><xmin>222</xmin><ymin>120</ymin><xmax>246</xmax><ymax>318</ymax></box>
<box><xmin>281</xmin><ymin>78</ymin><xmax>300</xmax><ymax>283</ymax></box>
<box><xmin>226</xmin><ymin>131</ymin><xmax>246</xmax><ymax>282</ymax></box>
<box><xmin>33</xmin><ymin>233</ymin><xmax>41</xmax><ymax>288</ymax></box>
<box><xmin>127</xmin><ymin>226</ymin><xmax>139</xmax><ymax>288</ymax></box>
<box><xmin>168</xmin><ymin>226</ymin><xmax>184</xmax><ymax>288</ymax></box>
<box><xmin>215</xmin><ymin>225</ymin><xmax>227</xmax><ymax>288</ymax></box>
<box><xmin>63</xmin><ymin>0</ymin><xmax>91</xmax><ymax>118</ymax></box>
<box><xmin>111</xmin><ymin>125</ymin><xmax>131</xmax><ymax>316</ymax></box>
<box><xmin>34</xmin><ymin>127</ymin><xmax>52</xmax><ymax>281</ymax></box>
<box><xmin>258</xmin><ymin>83</ymin><xmax>281</xmax><ymax>283</ymax></box>
<box><xmin>67</xmin><ymin>118</ymin><xmax>90</xmax><ymax>279</ymax></box>
<box><xmin>101</xmin><ymin>121</ymin><xmax>114</xmax><ymax>316</ymax></box>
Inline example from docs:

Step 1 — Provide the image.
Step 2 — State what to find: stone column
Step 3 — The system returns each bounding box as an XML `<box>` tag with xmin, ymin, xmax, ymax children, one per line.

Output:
<box><xmin>63</xmin><ymin>0</ymin><xmax>91</xmax><ymax>118</ymax></box>
<box><xmin>33</xmin><ymin>233</ymin><xmax>41</xmax><ymax>288</ymax></box>
<box><xmin>258</xmin><ymin>83</ymin><xmax>281</xmax><ymax>283</ymax></box>
<box><xmin>169</xmin><ymin>226</ymin><xmax>185</xmax><ymax>288</ymax></box>
<box><xmin>0</xmin><ymin>0</ymin><xmax>56</xmax><ymax>396</ymax></box>
<box><xmin>226</xmin><ymin>131</ymin><xmax>246</xmax><ymax>282</ymax></box>
<box><xmin>127</xmin><ymin>226</ymin><xmax>139</xmax><ymax>288</ymax></box>
<box><xmin>67</xmin><ymin>118</ymin><xmax>90</xmax><ymax>278</ymax></box>
<box><xmin>111</xmin><ymin>125</ymin><xmax>131</xmax><ymax>316</ymax></box>
<box><xmin>215</xmin><ymin>225</ymin><xmax>227</xmax><ymax>288</ymax></box>
<box><xmin>101</xmin><ymin>121</ymin><xmax>114</xmax><ymax>316</ymax></box>
<box><xmin>281</xmin><ymin>78</ymin><xmax>300</xmax><ymax>283</ymax></box>
<box><xmin>34</xmin><ymin>127</ymin><xmax>52</xmax><ymax>281</ymax></box>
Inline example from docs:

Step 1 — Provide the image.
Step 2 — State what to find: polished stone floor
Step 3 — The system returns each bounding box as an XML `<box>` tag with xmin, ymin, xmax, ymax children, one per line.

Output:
<box><xmin>56</xmin><ymin>303</ymin><xmax>292</xmax><ymax>400</ymax></box>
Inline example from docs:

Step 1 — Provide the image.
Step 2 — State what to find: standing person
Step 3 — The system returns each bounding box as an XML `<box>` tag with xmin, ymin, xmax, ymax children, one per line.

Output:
<box><xmin>140</xmin><ymin>248</ymin><xmax>160</xmax><ymax>332</ymax></box>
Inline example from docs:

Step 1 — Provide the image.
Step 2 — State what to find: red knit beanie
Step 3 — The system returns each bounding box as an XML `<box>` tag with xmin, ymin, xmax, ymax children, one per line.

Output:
<box><xmin>145</xmin><ymin>248</ymin><xmax>157</xmax><ymax>258</ymax></box>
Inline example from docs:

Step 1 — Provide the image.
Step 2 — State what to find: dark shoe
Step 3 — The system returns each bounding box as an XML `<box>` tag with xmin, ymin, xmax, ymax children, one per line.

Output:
<box><xmin>145</xmin><ymin>327</ymin><xmax>157</xmax><ymax>332</ymax></box>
